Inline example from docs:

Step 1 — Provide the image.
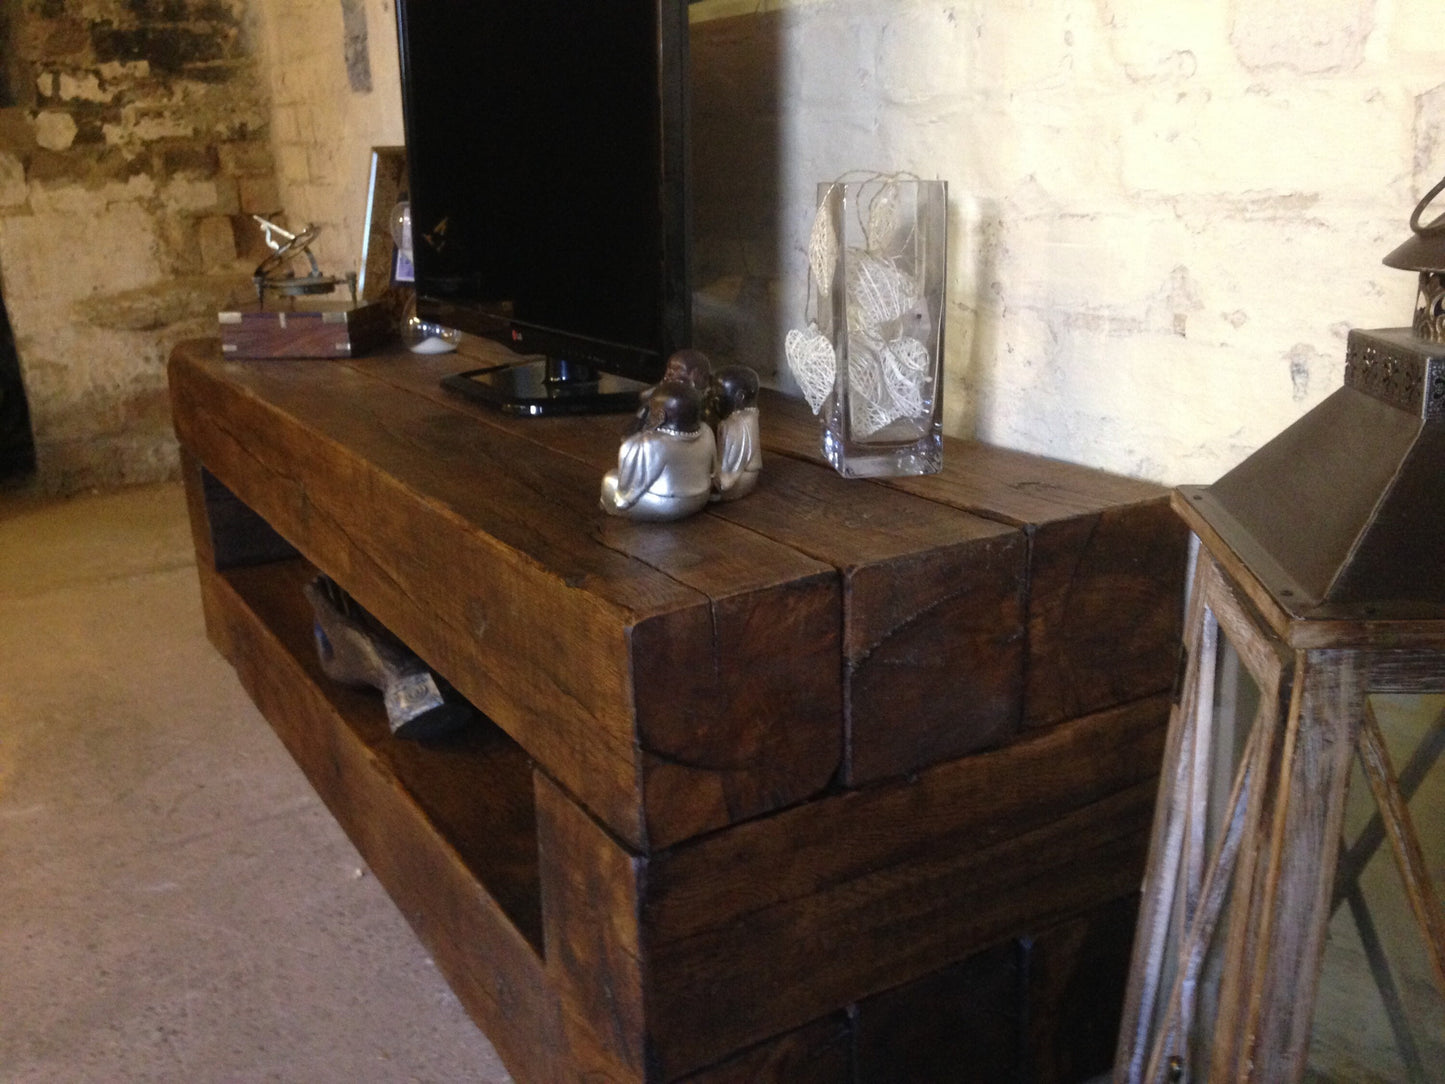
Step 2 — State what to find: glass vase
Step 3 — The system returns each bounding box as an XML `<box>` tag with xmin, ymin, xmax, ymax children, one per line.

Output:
<box><xmin>815</xmin><ymin>178</ymin><xmax>947</xmax><ymax>478</ymax></box>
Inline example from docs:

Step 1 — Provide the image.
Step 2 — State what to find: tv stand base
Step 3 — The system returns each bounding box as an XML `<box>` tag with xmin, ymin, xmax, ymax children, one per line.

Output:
<box><xmin>169</xmin><ymin>337</ymin><xmax>1186</xmax><ymax>1082</ymax></box>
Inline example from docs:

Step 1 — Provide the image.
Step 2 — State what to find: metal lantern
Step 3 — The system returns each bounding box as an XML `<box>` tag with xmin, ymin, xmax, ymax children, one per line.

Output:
<box><xmin>1114</xmin><ymin>182</ymin><xmax>1445</xmax><ymax>1083</ymax></box>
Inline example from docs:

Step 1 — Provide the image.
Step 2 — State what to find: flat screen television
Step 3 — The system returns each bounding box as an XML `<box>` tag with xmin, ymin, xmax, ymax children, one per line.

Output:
<box><xmin>394</xmin><ymin>0</ymin><xmax>693</xmax><ymax>415</ymax></box>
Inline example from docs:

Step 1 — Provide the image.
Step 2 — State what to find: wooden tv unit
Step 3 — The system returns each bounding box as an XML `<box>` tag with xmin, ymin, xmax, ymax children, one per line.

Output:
<box><xmin>168</xmin><ymin>337</ymin><xmax>1186</xmax><ymax>1082</ymax></box>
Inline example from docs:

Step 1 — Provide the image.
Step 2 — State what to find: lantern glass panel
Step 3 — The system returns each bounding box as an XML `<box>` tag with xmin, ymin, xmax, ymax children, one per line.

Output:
<box><xmin>1142</xmin><ymin>626</ymin><xmax>1260</xmax><ymax>1082</ymax></box>
<box><xmin>1183</xmin><ymin>633</ymin><xmax>1258</xmax><ymax>1074</ymax></box>
<box><xmin>1306</xmin><ymin>695</ymin><xmax>1445</xmax><ymax>1083</ymax></box>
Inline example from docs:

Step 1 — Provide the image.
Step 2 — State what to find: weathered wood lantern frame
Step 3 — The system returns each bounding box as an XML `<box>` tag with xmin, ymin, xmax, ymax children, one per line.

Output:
<box><xmin>1114</xmin><ymin>182</ymin><xmax>1445</xmax><ymax>1083</ymax></box>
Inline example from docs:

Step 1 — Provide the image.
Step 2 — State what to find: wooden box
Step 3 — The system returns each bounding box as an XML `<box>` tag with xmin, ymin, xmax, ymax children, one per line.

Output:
<box><xmin>169</xmin><ymin>338</ymin><xmax>1187</xmax><ymax>1082</ymax></box>
<box><xmin>218</xmin><ymin>299</ymin><xmax>391</xmax><ymax>359</ymax></box>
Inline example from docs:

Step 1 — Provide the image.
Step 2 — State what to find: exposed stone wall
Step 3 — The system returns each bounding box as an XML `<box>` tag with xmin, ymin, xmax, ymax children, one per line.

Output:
<box><xmin>0</xmin><ymin>0</ymin><xmax>278</xmax><ymax>492</ymax></box>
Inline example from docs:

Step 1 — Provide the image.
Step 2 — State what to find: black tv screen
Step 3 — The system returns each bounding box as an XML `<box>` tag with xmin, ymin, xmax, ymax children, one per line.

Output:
<box><xmin>396</xmin><ymin>0</ymin><xmax>692</xmax><ymax>403</ymax></box>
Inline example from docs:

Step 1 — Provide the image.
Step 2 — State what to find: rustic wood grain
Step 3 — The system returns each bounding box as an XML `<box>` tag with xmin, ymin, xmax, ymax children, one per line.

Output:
<box><xmin>648</xmin><ymin>783</ymin><xmax>1156</xmax><ymax>1078</ymax></box>
<box><xmin>1019</xmin><ymin>498</ymin><xmax>1187</xmax><ymax>727</ymax></box>
<box><xmin>172</xmin><ymin>348</ymin><xmax>648</xmax><ymax>840</ymax></box>
<box><xmin>853</xmin><ymin>939</ymin><xmax>1023</xmax><ymax>1084</ymax></box>
<box><xmin>170</xmin><ymin>341</ymin><xmax>843</xmax><ymax>850</ymax></box>
<box><xmin>220</xmin><ymin>556</ymin><xmax>546</xmax><ymax>945</ymax></box>
<box><xmin>1367</xmin><ymin>652</ymin><xmax>1445</xmax><ymax>690</ymax></box>
<box><xmin>1114</xmin><ymin>554</ymin><xmax>1214</xmax><ymax>1084</ymax></box>
<box><xmin>1173</xmin><ymin>565</ymin><xmax>1287</xmax><ymax>1084</ymax></box>
<box><xmin>537</xmin><ymin>774</ymin><xmax>648</xmax><ymax>1081</ymax></box>
<box><xmin>1138</xmin><ymin>721</ymin><xmax>1260</xmax><ymax>1083</ymax></box>
<box><xmin>1236</xmin><ymin>651</ymin><xmax>1361</xmax><ymax>1081</ymax></box>
<box><xmin>702</xmin><ymin>453</ymin><xmax>1027</xmax><ymax>783</ymax></box>
<box><xmin>674</xmin><ymin>1014</ymin><xmax>853</xmax><ymax>1084</ymax></box>
<box><xmin>761</xmin><ymin>390</ymin><xmax>1186</xmax><ymax>728</ymax></box>
<box><xmin>349</xmin><ymin>350</ymin><xmax>1029</xmax><ymax>783</ymax></box>
<box><xmin>631</xmin><ymin>572</ymin><xmax>842</xmax><ymax>848</ymax></box>
<box><xmin>647</xmin><ymin>694</ymin><xmax>1167</xmax><ymax>942</ymax></box>
<box><xmin>356</xmin><ymin>356</ymin><xmax>1178</xmax><ymax>736</ymax></box>
<box><xmin>643</xmin><ymin>696</ymin><xmax>1169</xmax><ymax>1077</ymax></box>
<box><xmin>1193</xmin><ymin>578</ymin><xmax>1296</xmax><ymax>1084</ymax></box>
<box><xmin>1142</xmin><ymin>555</ymin><xmax>1291</xmax><ymax>1084</ymax></box>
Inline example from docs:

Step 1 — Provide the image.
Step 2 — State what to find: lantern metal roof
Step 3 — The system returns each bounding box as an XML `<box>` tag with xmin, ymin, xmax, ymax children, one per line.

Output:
<box><xmin>1183</xmin><ymin>178</ymin><xmax>1445</xmax><ymax>624</ymax></box>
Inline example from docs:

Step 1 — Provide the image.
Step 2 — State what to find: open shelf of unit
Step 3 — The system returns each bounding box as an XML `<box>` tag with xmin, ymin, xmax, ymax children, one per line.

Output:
<box><xmin>219</xmin><ymin>555</ymin><xmax>546</xmax><ymax>952</ymax></box>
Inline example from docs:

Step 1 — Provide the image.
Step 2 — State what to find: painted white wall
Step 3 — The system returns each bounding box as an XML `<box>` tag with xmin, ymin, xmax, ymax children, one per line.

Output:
<box><xmin>731</xmin><ymin>0</ymin><xmax>1445</xmax><ymax>484</ymax></box>
<box><xmin>259</xmin><ymin>0</ymin><xmax>1445</xmax><ymax>484</ymax></box>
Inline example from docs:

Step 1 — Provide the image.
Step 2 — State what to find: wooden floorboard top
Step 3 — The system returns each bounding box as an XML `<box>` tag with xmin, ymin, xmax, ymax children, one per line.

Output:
<box><xmin>169</xmin><ymin>337</ymin><xmax>1079</xmax><ymax>603</ymax></box>
<box><xmin>760</xmin><ymin>387</ymin><xmax>1170</xmax><ymax>528</ymax></box>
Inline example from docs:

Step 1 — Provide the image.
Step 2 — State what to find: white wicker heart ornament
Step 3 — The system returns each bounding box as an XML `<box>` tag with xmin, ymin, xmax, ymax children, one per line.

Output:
<box><xmin>784</xmin><ymin>324</ymin><xmax>836</xmax><ymax>413</ymax></box>
<box><xmin>807</xmin><ymin>201</ymin><xmax>837</xmax><ymax>299</ymax></box>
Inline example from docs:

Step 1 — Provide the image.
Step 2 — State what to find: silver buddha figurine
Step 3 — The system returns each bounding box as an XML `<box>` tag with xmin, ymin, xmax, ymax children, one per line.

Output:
<box><xmin>600</xmin><ymin>380</ymin><xmax>717</xmax><ymax>522</ymax></box>
<box><xmin>711</xmin><ymin>364</ymin><xmax>762</xmax><ymax>502</ymax></box>
<box><xmin>624</xmin><ymin>347</ymin><xmax>715</xmax><ymax>435</ymax></box>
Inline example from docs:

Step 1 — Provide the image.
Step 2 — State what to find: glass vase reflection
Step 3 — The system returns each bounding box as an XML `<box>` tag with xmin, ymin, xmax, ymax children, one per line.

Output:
<box><xmin>815</xmin><ymin>178</ymin><xmax>947</xmax><ymax>478</ymax></box>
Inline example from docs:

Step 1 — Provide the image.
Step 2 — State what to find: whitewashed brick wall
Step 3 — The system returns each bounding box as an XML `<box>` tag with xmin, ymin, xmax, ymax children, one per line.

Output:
<box><xmin>748</xmin><ymin>0</ymin><xmax>1445</xmax><ymax>482</ymax></box>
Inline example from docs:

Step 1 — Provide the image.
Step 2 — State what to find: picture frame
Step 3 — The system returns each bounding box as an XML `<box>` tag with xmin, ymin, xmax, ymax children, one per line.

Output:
<box><xmin>358</xmin><ymin>145</ymin><xmax>408</xmax><ymax>302</ymax></box>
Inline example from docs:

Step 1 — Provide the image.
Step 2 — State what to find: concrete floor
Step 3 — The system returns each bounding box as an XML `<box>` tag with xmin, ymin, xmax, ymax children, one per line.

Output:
<box><xmin>0</xmin><ymin>482</ymin><xmax>512</xmax><ymax>1083</ymax></box>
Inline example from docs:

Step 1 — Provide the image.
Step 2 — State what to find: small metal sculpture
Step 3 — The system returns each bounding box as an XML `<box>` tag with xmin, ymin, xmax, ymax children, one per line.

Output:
<box><xmin>600</xmin><ymin>379</ymin><xmax>717</xmax><ymax>522</ymax></box>
<box><xmin>711</xmin><ymin>364</ymin><xmax>762</xmax><ymax>502</ymax></box>
<box><xmin>252</xmin><ymin>215</ymin><xmax>355</xmax><ymax>306</ymax></box>
<box><xmin>304</xmin><ymin>575</ymin><xmax>472</xmax><ymax>740</ymax></box>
